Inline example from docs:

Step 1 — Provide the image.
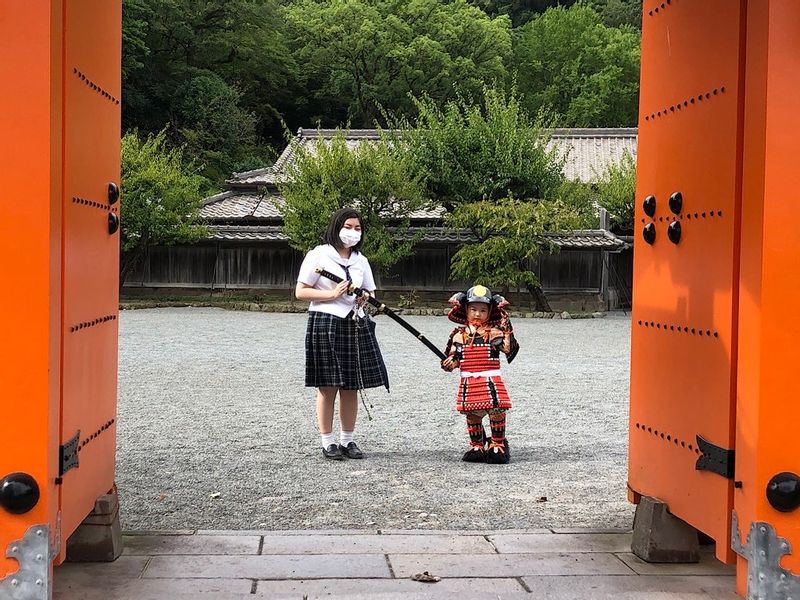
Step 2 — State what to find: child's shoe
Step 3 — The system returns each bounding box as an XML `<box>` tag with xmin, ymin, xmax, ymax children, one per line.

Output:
<box><xmin>486</xmin><ymin>439</ymin><xmax>510</xmax><ymax>464</ymax></box>
<box><xmin>461</xmin><ymin>445</ymin><xmax>487</xmax><ymax>462</ymax></box>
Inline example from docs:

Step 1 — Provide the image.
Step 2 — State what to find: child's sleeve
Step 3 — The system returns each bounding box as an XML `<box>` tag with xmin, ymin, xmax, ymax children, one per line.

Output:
<box><xmin>444</xmin><ymin>328</ymin><xmax>461</xmax><ymax>356</ymax></box>
<box><xmin>441</xmin><ymin>329</ymin><xmax>463</xmax><ymax>371</ymax></box>
<box><xmin>489</xmin><ymin>328</ymin><xmax>516</xmax><ymax>356</ymax></box>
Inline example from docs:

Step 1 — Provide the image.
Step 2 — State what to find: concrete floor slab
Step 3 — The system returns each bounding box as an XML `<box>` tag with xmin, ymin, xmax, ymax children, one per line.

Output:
<box><xmin>377</xmin><ymin>529</ymin><xmax>552</xmax><ymax>536</ymax></box>
<box><xmin>54</xmin><ymin>577</ymin><xmax>255</xmax><ymax>600</ymax></box>
<box><xmin>122</xmin><ymin>534</ymin><xmax>260</xmax><ymax>555</ymax></box>
<box><xmin>388</xmin><ymin>552</ymin><xmax>635</xmax><ymax>577</ymax></box>
<box><xmin>521</xmin><ymin>574</ymin><xmax>739</xmax><ymax>599</ymax></box>
<box><xmin>57</xmin><ymin>555</ymin><xmax>149</xmax><ymax>580</ymax></box>
<box><xmin>51</xmin><ymin>529</ymin><xmax>739</xmax><ymax>598</ymax></box>
<box><xmin>142</xmin><ymin>553</ymin><xmax>392</xmax><ymax>579</ymax></box>
<box><xmin>615</xmin><ymin>552</ymin><xmax>737</xmax><ymax>576</ymax></box>
<box><xmin>253</xmin><ymin>576</ymin><xmax>526</xmax><ymax>597</ymax></box>
<box><xmin>195</xmin><ymin>529</ymin><xmax>378</xmax><ymax>536</ymax></box>
<box><xmin>489</xmin><ymin>532</ymin><xmax>632</xmax><ymax>553</ymax></box>
<box><xmin>551</xmin><ymin>527</ymin><xmax>633</xmax><ymax>534</ymax></box>
<box><xmin>257</xmin><ymin>533</ymin><xmax>496</xmax><ymax>554</ymax></box>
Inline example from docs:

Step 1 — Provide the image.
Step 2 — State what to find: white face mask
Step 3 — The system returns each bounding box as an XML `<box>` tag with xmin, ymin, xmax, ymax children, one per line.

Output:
<box><xmin>339</xmin><ymin>228</ymin><xmax>362</xmax><ymax>248</ymax></box>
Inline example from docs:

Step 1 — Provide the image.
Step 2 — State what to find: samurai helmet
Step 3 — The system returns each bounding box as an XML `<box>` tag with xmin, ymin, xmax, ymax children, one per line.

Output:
<box><xmin>466</xmin><ymin>284</ymin><xmax>492</xmax><ymax>304</ymax></box>
<box><xmin>446</xmin><ymin>284</ymin><xmax>511</xmax><ymax>326</ymax></box>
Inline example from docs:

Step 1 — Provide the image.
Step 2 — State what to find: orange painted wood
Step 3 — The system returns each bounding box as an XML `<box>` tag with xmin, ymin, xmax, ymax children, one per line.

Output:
<box><xmin>736</xmin><ymin>1</ymin><xmax>800</xmax><ymax>594</ymax></box>
<box><xmin>58</xmin><ymin>0</ymin><xmax>121</xmax><ymax>557</ymax></box>
<box><xmin>0</xmin><ymin>0</ymin><xmax>120</xmax><ymax>578</ymax></box>
<box><xmin>0</xmin><ymin>0</ymin><xmax>64</xmax><ymax>579</ymax></box>
<box><xmin>629</xmin><ymin>0</ymin><xmax>747</xmax><ymax>564</ymax></box>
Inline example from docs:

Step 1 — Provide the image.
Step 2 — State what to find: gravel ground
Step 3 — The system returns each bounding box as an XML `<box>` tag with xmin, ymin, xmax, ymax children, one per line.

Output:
<box><xmin>117</xmin><ymin>308</ymin><xmax>634</xmax><ymax>531</ymax></box>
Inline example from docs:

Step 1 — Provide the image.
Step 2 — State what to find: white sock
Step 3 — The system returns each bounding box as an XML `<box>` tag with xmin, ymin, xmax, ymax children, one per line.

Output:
<box><xmin>340</xmin><ymin>430</ymin><xmax>355</xmax><ymax>446</ymax></box>
<box><xmin>321</xmin><ymin>432</ymin><xmax>337</xmax><ymax>449</ymax></box>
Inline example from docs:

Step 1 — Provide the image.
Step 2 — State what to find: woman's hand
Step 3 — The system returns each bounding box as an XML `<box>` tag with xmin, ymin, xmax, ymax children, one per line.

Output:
<box><xmin>330</xmin><ymin>280</ymin><xmax>350</xmax><ymax>300</ymax></box>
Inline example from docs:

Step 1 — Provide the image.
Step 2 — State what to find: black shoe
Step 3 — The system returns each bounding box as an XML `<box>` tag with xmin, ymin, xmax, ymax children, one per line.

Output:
<box><xmin>461</xmin><ymin>446</ymin><xmax>486</xmax><ymax>462</ymax></box>
<box><xmin>322</xmin><ymin>444</ymin><xmax>345</xmax><ymax>460</ymax></box>
<box><xmin>339</xmin><ymin>442</ymin><xmax>364</xmax><ymax>459</ymax></box>
<box><xmin>486</xmin><ymin>439</ymin><xmax>510</xmax><ymax>464</ymax></box>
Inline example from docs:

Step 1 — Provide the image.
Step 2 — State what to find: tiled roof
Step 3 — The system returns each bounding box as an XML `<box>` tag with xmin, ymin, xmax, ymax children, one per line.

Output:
<box><xmin>207</xmin><ymin>225</ymin><xmax>286</xmax><ymax>242</ymax></box>
<box><xmin>200</xmin><ymin>191</ymin><xmax>283</xmax><ymax>220</ymax></box>
<box><xmin>547</xmin><ymin>129</ymin><xmax>637</xmax><ymax>183</ymax></box>
<box><xmin>201</xmin><ymin>192</ymin><xmax>442</xmax><ymax>222</ymax></box>
<box><xmin>204</xmin><ymin>128</ymin><xmax>634</xmax><ymax>248</ymax></box>
<box><xmin>205</xmin><ymin>225</ymin><xmax>625</xmax><ymax>249</ymax></box>
<box><xmin>226</xmin><ymin>127</ymin><xmax>637</xmax><ymax>187</ymax></box>
<box><xmin>226</xmin><ymin>167</ymin><xmax>277</xmax><ymax>187</ymax></box>
<box><xmin>545</xmin><ymin>229</ymin><xmax>626</xmax><ymax>249</ymax></box>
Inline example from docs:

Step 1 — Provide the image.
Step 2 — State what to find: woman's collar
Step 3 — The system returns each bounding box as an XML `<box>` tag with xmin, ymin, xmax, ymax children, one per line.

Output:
<box><xmin>322</xmin><ymin>244</ymin><xmax>357</xmax><ymax>264</ymax></box>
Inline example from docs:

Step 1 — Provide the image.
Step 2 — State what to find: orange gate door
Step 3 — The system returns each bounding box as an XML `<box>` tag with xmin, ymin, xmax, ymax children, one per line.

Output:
<box><xmin>629</xmin><ymin>0</ymin><xmax>747</xmax><ymax>563</ymax></box>
<box><xmin>0</xmin><ymin>1</ymin><xmax>121</xmax><ymax>596</ymax></box>
<box><xmin>0</xmin><ymin>3</ymin><xmax>65</xmax><ymax>596</ymax></box>
<box><xmin>735</xmin><ymin>3</ymin><xmax>800</xmax><ymax>597</ymax></box>
<box><xmin>58</xmin><ymin>0</ymin><xmax>122</xmax><ymax>552</ymax></box>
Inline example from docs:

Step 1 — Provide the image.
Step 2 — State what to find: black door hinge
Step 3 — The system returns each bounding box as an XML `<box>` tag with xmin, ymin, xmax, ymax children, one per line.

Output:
<box><xmin>695</xmin><ymin>434</ymin><xmax>735</xmax><ymax>479</ymax></box>
<box><xmin>59</xmin><ymin>431</ymin><xmax>80</xmax><ymax>476</ymax></box>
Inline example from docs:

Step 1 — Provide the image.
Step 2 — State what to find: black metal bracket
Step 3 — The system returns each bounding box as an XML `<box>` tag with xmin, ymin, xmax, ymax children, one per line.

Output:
<box><xmin>59</xmin><ymin>431</ymin><xmax>80</xmax><ymax>477</ymax></box>
<box><xmin>695</xmin><ymin>434</ymin><xmax>735</xmax><ymax>479</ymax></box>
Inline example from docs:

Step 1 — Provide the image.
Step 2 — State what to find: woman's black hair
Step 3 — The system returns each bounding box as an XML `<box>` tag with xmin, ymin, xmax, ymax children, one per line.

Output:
<box><xmin>323</xmin><ymin>206</ymin><xmax>365</xmax><ymax>253</ymax></box>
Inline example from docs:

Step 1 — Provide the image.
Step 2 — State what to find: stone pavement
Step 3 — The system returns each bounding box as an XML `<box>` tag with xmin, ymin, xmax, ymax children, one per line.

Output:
<box><xmin>53</xmin><ymin>529</ymin><xmax>739</xmax><ymax>599</ymax></box>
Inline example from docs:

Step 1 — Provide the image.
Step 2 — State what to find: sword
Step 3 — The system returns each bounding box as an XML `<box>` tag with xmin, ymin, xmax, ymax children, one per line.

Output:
<box><xmin>314</xmin><ymin>268</ymin><xmax>447</xmax><ymax>361</ymax></box>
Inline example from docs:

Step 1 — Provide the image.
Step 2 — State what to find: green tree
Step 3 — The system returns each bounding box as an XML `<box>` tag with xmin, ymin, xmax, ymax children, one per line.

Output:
<box><xmin>122</xmin><ymin>0</ymin><xmax>150</xmax><ymax>83</ymax></box>
<box><xmin>394</xmin><ymin>85</ymin><xmax>594</xmax><ymax>310</ymax></box>
<box><xmin>176</xmin><ymin>71</ymin><xmax>259</xmax><ymax>184</ymax></box>
<box><xmin>594</xmin><ymin>150</ymin><xmax>636</xmax><ymax>233</ymax></box>
<box><xmin>122</xmin><ymin>0</ymin><xmax>297</xmax><ymax>183</ymax></box>
<box><xmin>468</xmin><ymin>0</ymin><xmax>578</xmax><ymax>27</ymax></box>
<box><xmin>120</xmin><ymin>130</ymin><xmax>207</xmax><ymax>288</ymax></box>
<box><xmin>513</xmin><ymin>4</ymin><xmax>640</xmax><ymax>127</ymax></box>
<box><xmin>283</xmin><ymin>0</ymin><xmax>512</xmax><ymax>127</ymax></box>
<box><xmin>448</xmin><ymin>197</ymin><xmax>585</xmax><ymax>309</ymax></box>
<box><xmin>279</xmin><ymin>131</ymin><xmax>428</xmax><ymax>269</ymax></box>
<box><xmin>394</xmin><ymin>86</ymin><xmax>566</xmax><ymax>210</ymax></box>
<box><xmin>590</xmin><ymin>0</ymin><xmax>642</xmax><ymax>29</ymax></box>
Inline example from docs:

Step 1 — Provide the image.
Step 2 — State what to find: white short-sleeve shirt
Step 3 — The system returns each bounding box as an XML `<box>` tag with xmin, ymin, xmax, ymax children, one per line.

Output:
<box><xmin>297</xmin><ymin>244</ymin><xmax>376</xmax><ymax>318</ymax></box>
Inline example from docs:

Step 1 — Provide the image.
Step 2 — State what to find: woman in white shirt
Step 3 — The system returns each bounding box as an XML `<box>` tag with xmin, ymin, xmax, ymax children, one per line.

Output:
<box><xmin>295</xmin><ymin>207</ymin><xmax>389</xmax><ymax>460</ymax></box>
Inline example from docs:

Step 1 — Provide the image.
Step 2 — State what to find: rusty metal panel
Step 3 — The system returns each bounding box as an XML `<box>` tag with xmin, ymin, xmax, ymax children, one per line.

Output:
<box><xmin>629</xmin><ymin>0</ymin><xmax>747</xmax><ymax>563</ymax></box>
<box><xmin>57</xmin><ymin>0</ymin><xmax>122</xmax><ymax>556</ymax></box>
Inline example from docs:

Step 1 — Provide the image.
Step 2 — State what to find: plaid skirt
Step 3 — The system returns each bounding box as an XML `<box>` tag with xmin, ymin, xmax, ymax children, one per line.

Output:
<box><xmin>305</xmin><ymin>311</ymin><xmax>390</xmax><ymax>391</ymax></box>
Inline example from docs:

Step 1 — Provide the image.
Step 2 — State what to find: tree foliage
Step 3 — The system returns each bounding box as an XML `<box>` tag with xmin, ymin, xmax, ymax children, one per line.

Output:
<box><xmin>122</xmin><ymin>0</ymin><xmax>296</xmax><ymax>183</ymax></box>
<box><xmin>120</xmin><ymin>130</ymin><xmax>207</xmax><ymax>285</ymax></box>
<box><xmin>283</xmin><ymin>0</ymin><xmax>512</xmax><ymax>127</ymax></box>
<box><xmin>448</xmin><ymin>196</ymin><xmax>585</xmax><ymax>289</ymax></box>
<box><xmin>393</xmin><ymin>86</ymin><xmax>594</xmax><ymax>308</ymax></box>
<box><xmin>394</xmin><ymin>86</ymin><xmax>566</xmax><ymax>209</ymax></box>
<box><xmin>469</xmin><ymin>0</ymin><xmax>578</xmax><ymax>27</ymax></box>
<box><xmin>513</xmin><ymin>4</ymin><xmax>640</xmax><ymax>127</ymax></box>
<box><xmin>122</xmin><ymin>0</ymin><xmax>643</xmax><ymax>188</ymax></box>
<box><xmin>119</xmin><ymin>0</ymin><xmax>643</xmax><ymax>295</ymax></box>
<box><xmin>279</xmin><ymin>132</ymin><xmax>428</xmax><ymax>269</ymax></box>
<box><xmin>593</xmin><ymin>150</ymin><xmax>636</xmax><ymax>233</ymax></box>
<box><xmin>589</xmin><ymin>0</ymin><xmax>642</xmax><ymax>29</ymax></box>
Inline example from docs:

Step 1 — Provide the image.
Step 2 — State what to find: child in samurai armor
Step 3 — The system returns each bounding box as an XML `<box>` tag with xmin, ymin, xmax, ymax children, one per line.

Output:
<box><xmin>441</xmin><ymin>285</ymin><xmax>520</xmax><ymax>464</ymax></box>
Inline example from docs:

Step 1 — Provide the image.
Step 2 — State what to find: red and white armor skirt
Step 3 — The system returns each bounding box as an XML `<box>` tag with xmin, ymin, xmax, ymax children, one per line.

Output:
<box><xmin>454</xmin><ymin>340</ymin><xmax>512</xmax><ymax>414</ymax></box>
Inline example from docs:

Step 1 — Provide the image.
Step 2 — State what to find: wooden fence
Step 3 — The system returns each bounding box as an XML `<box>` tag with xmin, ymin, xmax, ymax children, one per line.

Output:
<box><xmin>124</xmin><ymin>242</ymin><xmax>632</xmax><ymax>310</ymax></box>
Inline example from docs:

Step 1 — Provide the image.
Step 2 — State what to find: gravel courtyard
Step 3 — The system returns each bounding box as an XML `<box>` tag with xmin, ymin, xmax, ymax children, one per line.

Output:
<box><xmin>117</xmin><ymin>308</ymin><xmax>633</xmax><ymax>531</ymax></box>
